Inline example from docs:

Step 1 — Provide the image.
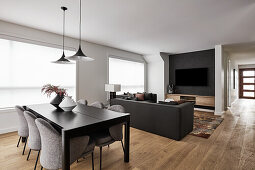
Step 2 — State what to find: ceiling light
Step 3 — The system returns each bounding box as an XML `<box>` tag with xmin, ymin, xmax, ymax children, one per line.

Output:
<box><xmin>67</xmin><ymin>0</ymin><xmax>94</xmax><ymax>61</ymax></box>
<box><xmin>52</xmin><ymin>6</ymin><xmax>73</xmax><ymax>64</ymax></box>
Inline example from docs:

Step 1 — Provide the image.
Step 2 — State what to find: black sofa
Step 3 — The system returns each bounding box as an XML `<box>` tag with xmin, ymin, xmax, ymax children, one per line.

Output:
<box><xmin>110</xmin><ymin>98</ymin><xmax>194</xmax><ymax>141</ymax></box>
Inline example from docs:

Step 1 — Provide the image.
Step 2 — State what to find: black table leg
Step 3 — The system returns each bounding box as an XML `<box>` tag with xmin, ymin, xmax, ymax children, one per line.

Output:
<box><xmin>124</xmin><ymin>118</ymin><xmax>130</xmax><ymax>162</ymax></box>
<box><xmin>62</xmin><ymin>130</ymin><xmax>70</xmax><ymax>170</ymax></box>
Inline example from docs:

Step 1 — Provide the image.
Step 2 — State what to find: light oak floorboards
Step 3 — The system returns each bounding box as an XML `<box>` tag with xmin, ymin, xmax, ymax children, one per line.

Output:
<box><xmin>0</xmin><ymin>99</ymin><xmax>255</xmax><ymax>170</ymax></box>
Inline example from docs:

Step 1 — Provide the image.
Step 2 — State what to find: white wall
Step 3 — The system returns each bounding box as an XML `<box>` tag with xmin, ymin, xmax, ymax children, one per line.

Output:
<box><xmin>0</xmin><ymin>20</ymin><xmax>144</xmax><ymax>134</ymax></box>
<box><xmin>215</xmin><ymin>45</ymin><xmax>225</xmax><ymax>115</ymax></box>
<box><xmin>77</xmin><ymin>45</ymin><xmax>145</xmax><ymax>104</ymax></box>
<box><xmin>223</xmin><ymin>51</ymin><xmax>229</xmax><ymax>111</ymax></box>
<box><xmin>0</xmin><ymin>109</ymin><xmax>18</xmax><ymax>134</ymax></box>
<box><xmin>144</xmin><ymin>53</ymin><xmax>169</xmax><ymax>102</ymax></box>
<box><xmin>227</xmin><ymin>51</ymin><xmax>255</xmax><ymax>106</ymax></box>
<box><xmin>161</xmin><ymin>52</ymin><xmax>170</xmax><ymax>96</ymax></box>
<box><xmin>228</xmin><ymin>59</ymin><xmax>238</xmax><ymax>105</ymax></box>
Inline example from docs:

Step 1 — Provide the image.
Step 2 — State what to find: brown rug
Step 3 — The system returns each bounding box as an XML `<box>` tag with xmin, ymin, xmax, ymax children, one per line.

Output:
<box><xmin>190</xmin><ymin>112</ymin><xmax>224</xmax><ymax>139</ymax></box>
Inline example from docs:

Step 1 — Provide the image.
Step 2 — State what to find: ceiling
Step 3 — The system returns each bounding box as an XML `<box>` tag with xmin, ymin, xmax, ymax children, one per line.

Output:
<box><xmin>224</xmin><ymin>42</ymin><xmax>255</xmax><ymax>54</ymax></box>
<box><xmin>229</xmin><ymin>51</ymin><xmax>255</xmax><ymax>65</ymax></box>
<box><xmin>0</xmin><ymin>0</ymin><xmax>255</xmax><ymax>55</ymax></box>
<box><xmin>224</xmin><ymin>43</ymin><xmax>255</xmax><ymax>65</ymax></box>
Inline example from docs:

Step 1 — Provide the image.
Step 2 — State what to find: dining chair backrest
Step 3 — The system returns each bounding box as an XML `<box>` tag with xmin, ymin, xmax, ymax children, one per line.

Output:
<box><xmin>107</xmin><ymin>105</ymin><xmax>125</xmax><ymax>141</ymax></box>
<box><xmin>15</xmin><ymin>105</ymin><xmax>29</xmax><ymax>137</ymax></box>
<box><xmin>35</xmin><ymin>118</ymin><xmax>89</xmax><ymax>169</ymax></box>
<box><xmin>108</xmin><ymin>105</ymin><xmax>125</xmax><ymax>113</ymax></box>
<box><xmin>77</xmin><ymin>99</ymin><xmax>88</xmax><ymax>105</ymax></box>
<box><xmin>24</xmin><ymin>111</ymin><xmax>41</xmax><ymax>151</ymax></box>
<box><xmin>90</xmin><ymin>101</ymin><xmax>104</xmax><ymax>109</ymax></box>
<box><xmin>35</xmin><ymin>118</ymin><xmax>62</xmax><ymax>169</ymax></box>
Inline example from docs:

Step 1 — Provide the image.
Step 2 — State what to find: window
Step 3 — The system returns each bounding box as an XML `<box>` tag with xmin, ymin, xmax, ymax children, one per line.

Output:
<box><xmin>109</xmin><ymin>57</ymin><xmax>144</xmax><ymax>94</ymax></box>
<box><xmin>0</xmin><ymin>38</ymin><xmax>76</xmax><ymax>108</ymax></box>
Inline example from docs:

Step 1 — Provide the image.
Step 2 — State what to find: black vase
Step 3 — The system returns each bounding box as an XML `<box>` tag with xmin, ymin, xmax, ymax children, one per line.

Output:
<box><xmin>50</xmin><ymin>94</ymin><xmax>64</xmax><ymax>109</ymax></box>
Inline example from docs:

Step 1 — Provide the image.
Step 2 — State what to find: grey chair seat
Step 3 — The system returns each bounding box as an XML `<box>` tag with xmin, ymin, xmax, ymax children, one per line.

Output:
<box><xmin>93</xmin><ymin>132</ymin><xmax>115</xmax><ymax>147</ymax></box>
<box><xmin>79</xmin><ymin>138</ymin><xmax>96</xmax><ymax>160</ymax></box>
<box><xmin>83</xmin><ymin>139</ymin><xmax>95</xmax><ymax>154</ymax></box>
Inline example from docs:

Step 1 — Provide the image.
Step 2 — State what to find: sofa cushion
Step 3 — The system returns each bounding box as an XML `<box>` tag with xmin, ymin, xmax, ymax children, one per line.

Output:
<box><xmin>158</xmin><ymin>101</ymin><xmax>179</xmax><ymax>105</ymax></box>
<box><xmin>136</xmin><ymin>93</ymin><xmax>145</xmax><ymax>101</ymax></box>
<box><xmin>144</xmin><ymin>93</ymin><xmax>153</xmax><ymax>101</ymax></box>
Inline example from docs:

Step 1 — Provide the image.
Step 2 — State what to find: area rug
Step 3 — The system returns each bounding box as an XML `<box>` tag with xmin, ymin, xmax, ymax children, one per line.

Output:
<box><xmin>190</xmin><ymin>112</ymin><xmax>224</xmax><ymax>139</ymax></box>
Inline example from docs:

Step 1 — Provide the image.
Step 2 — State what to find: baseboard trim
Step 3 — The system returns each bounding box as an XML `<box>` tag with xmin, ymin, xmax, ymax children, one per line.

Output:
<box><xmin>0</xmin><ymin>127</ymin><xmax>17</xmax><ymax>135</ymax></box>
<box><xmin>214</xmin><ymin>111</ymin><xmax>225</xmax><ymax>115</ymax></box>
<box><xmin>194</xmin><ymin>108</ymin><xmax>214</xmax><ymax>113</ymax></box>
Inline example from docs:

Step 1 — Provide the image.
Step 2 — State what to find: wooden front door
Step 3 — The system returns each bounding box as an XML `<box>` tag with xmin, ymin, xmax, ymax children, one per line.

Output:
<box><xmin>239</xmin><ymin>68</ymin><xmax>255</xmax><ymax>99</ymax></box>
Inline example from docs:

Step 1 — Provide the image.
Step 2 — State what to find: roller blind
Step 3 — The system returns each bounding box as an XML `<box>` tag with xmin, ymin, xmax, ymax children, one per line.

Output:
<box><xmin>0</xmin><ymin>38</ymin><xmax>76</xmax><ymax>108</ymax></box>
<box><xmin>109</xmin><ymin>57</ymin><xmax>144</xmax><ymax>94</ymax></box>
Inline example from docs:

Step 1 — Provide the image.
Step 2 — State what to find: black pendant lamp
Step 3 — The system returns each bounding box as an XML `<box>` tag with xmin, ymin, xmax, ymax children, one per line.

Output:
<box><xmin>52</xmin><ymin>6</ymin><xmax>72</xmax><ymax>64</ymax></box>
<box><xmin>67</xmin><ymin>0</ymin><xmax>94</xmax><ymax>61</ymax></box>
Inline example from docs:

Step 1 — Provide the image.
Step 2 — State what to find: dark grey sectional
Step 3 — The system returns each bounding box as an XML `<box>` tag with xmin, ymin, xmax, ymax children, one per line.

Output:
<box><xmin>110</xmin><ymin>98</ymin><xmax>194</xmax><ymax>141</ymax></box>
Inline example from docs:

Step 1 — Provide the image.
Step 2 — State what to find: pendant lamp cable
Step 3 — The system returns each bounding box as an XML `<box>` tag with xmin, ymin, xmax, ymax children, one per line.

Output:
<box><xmin>63</xmin><ymin>7</ymin><xmax>66</xmax><ymax>52</ymax></box>
<box><xmin>79</xmin><ymin>0</ymin><xmax>82</xmax><ymax>45</ymax></box>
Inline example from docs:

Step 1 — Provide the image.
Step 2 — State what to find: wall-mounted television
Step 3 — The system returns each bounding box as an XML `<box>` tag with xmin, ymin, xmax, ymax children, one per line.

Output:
<box><xmin>175</xmin><ymin>68</ymin><xmax>208</xmax><ymax>86</ymax></box>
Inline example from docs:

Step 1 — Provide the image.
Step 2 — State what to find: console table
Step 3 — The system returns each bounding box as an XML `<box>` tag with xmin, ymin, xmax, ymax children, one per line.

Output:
<box><xmin>165</xmin><ymin>94</ymin><xmax>215</xmax><ymax>108</ymax></box>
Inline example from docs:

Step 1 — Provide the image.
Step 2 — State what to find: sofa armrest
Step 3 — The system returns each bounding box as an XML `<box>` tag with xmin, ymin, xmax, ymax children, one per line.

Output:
<box><xmin>176</xmin><ymin>103</ymin><xmax>194</xmax><ymax>140</ymax></box>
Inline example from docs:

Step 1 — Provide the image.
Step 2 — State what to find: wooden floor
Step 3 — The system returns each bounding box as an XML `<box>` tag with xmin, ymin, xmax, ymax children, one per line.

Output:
<box><xmin>0</xmin><ymin>99</ymin><xmax>255</xmax><ymax>170</ymax></box>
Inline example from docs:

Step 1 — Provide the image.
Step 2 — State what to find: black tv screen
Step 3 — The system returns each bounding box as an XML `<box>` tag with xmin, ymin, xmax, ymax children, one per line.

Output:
<box><xmin>175</xmin><ymin>68</ymin><xmax>208</xmax><ymax>86</ymax></box>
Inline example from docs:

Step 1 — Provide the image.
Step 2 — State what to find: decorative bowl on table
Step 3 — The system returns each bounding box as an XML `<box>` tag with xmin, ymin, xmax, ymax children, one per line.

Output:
<box><xmin>59</xmin><ymin>96</ymin><xmax>77</xmax><ymax>111</ymax></box>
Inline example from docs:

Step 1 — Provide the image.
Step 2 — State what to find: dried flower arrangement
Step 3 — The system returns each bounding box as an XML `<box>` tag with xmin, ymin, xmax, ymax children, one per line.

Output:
<box><xmin>41</xmin><ymin>84</ymin><xmax>67</xmax><ymax>97</ymax></box>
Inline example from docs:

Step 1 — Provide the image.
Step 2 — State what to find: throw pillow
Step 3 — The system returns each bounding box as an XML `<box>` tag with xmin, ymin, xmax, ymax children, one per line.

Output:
<box><xmin>177</xmin><ymin>100</ymin><xmax>186</xmax><ymax>104</ymax></box>
<box><xmin>136</xmin><ymin>93</ymin><xmax>145</xmax><ymax>101</ymax></box>
<box><xmin>144</xmin><ymin>92</ymin><xmax>153</xmax><ymax>100</ymax></box>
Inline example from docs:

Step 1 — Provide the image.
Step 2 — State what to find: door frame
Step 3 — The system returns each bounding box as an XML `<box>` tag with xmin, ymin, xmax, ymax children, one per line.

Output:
<box><xmin>239</xmin><ymin>68</ymin><xmax>255</xmax><ymax>99</ymax></box>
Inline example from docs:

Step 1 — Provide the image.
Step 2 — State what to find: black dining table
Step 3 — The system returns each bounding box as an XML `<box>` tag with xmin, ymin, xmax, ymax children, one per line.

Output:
<box><xmin>26</xmin><ymin>103</ymin><xmax>130</xmax><ymax>170</ymax></box>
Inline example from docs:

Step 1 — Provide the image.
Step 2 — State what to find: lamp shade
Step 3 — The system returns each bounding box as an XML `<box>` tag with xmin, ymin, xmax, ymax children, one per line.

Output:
<box><xmin>52</xmin><ymin>52</ymin><xmax>73</xmax><ymax>64</ymax></box>
<box><xmin>67</xmin><ymin>45</ymin><xmax>94</xmax><ymax>61</ymax></box>
<box><xmin>105</xmin><ymin>84</ymin><xmax>121</xmax><ymax>92</ymax></box>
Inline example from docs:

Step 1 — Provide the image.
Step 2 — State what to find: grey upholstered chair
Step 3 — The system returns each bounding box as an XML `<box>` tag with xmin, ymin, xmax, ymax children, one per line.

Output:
<box><xmin>77</xmin><ymin>99</ymin><xmax>88</xmax><ymax>105</ymax></box>
<box><xmin>77</xmin><ymin>138</ymin><xmax>95</xmax><ymax>166</ymax></box>
<box><xmin>15</xmin><ymin>105</ymin><xmax>29</xmax><ymax>155</ymax></box>
<box><xmin>108</xmin><ymin>105</ymin><xmax>125</xmax><ymax>144</ymax></box>
<box><xmin>90</xmin><ymin>101</ymin><xmax>104</xmax><ymax>109</ymax></box>
<box><xmin>35</xmin><ymin>118</ymin><xmax>95</xmax><ymax>170</ymax></box>
<box><xmin>24</xmin><ymin>111</ymin><xmax>41</xmax><ymax>170</ymax></box>
<box><xmin>93</xmin><ymin>105</ymin><xmax>125</xmax><ymax>170</ymax></box>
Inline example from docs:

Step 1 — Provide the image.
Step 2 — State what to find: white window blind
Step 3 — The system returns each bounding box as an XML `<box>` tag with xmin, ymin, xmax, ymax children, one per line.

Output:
<box><xmin>109</xmin><ymin>57</ymin><xmax>144</xmax><ymax>94</ymax></box>
<box><xmin>0</xmin><ymin>38</ymin><xmax>76</xmax><ymax>108</ymax></box>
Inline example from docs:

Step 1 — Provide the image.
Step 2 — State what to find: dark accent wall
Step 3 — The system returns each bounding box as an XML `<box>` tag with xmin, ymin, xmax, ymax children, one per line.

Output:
<box><xmin>169</xmin><ymin>49</ymin><xmax>215</xmax><ymax>96</ymax></box>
